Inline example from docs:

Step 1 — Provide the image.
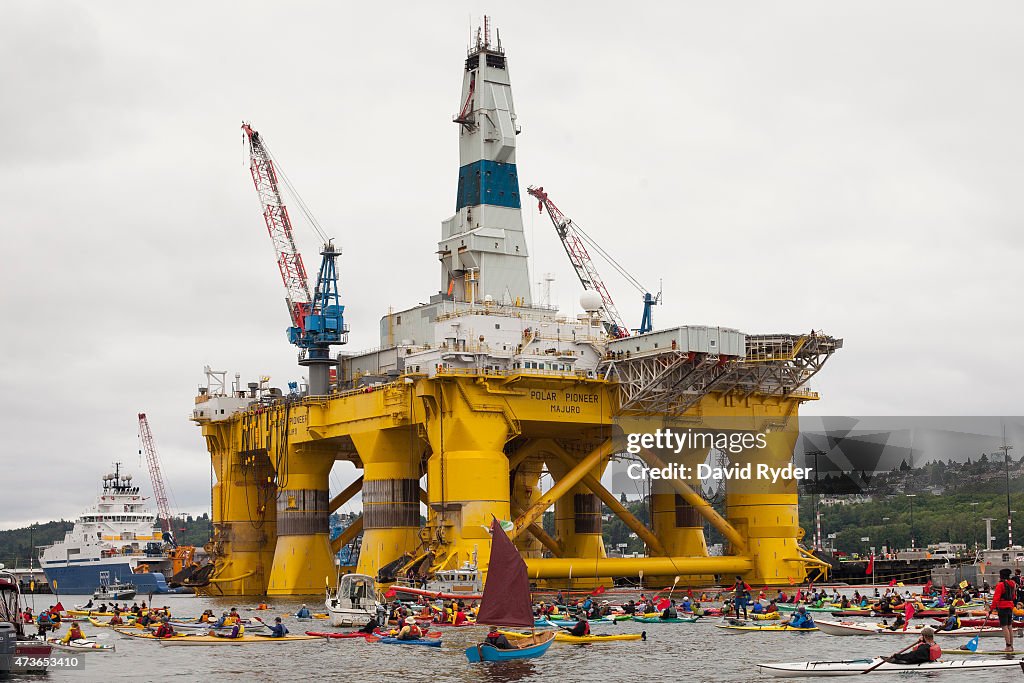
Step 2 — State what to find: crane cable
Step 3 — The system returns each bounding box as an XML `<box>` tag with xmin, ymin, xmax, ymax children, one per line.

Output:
<box><xmin>571</xmin><ymin>221</ymin><xmax>648</xmax><ymax>296</ymax></box>
<box><xmin>264</xmin><ymin>145</ymin><xmax>331</xmax><ymax>247</ymax></box>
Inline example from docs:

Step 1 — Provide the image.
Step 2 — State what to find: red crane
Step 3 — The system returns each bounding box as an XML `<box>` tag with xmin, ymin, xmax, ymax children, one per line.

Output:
<box><xmin>527</xmin><ymin>186</ymin><xmax>630</xmax><ymax>338</ymax></box>
<box><xmin>241</xmin><ymin>122</ymin><xmax>312</xmax><ymax>335</ymax></box>
<box><xmin>138</xmin><ymin>413</ymin><xmax>173</xmax><ymax>534</ymax></box>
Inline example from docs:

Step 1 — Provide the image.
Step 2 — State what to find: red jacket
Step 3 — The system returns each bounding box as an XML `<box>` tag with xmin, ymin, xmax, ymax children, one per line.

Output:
<box><xmin>992</xmin><ymin>579</ymin><xmax>1017</xmax><ymax>610</ymax></box>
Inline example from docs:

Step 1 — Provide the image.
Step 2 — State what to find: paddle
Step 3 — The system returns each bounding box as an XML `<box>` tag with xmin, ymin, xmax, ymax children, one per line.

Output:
<box><xmin>859</xmin><ymin>640</ymin><xmax>920</xmax><ymax>675</ymax></box>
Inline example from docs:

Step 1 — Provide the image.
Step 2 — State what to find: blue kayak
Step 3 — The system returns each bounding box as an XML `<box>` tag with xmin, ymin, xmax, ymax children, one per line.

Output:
<box><xmin>465</xmin><ymin>632</ymin><xmax>556</xmax><ymax>662</ymax></box>
<box><xmin>378</xmin><ymin>637</ymin><xmax>442</xmax><ymax>647</ymax></box>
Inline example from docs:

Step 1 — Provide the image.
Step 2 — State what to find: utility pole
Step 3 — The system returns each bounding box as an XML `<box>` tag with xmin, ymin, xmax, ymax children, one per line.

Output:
<box><xmin>983</xmin><ymin>517</ymin><xmax>996</xmax><ymax>551</ymax></box>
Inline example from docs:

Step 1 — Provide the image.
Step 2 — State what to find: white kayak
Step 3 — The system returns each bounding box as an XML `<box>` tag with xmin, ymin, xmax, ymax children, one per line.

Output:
<box><xmin>815</xmin><ymin>619</ymin><xmax>1016</xmax><ymax>638</ymax></box>
<box><xmin>47</xmin><ymin>638</ymin><xmax>115</xmax><ymax>653</ymax></box>
<box><xmin>759</xmin><ymin>657</ymin><xmax>1024</xmax><ymax>677</ymax></box>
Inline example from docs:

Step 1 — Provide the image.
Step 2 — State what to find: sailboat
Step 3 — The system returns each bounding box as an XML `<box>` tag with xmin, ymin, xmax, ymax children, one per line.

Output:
<box><xmin>465</xmin><ymin>518</ymin><xmax>556</xmax><ymax>663</ymax></box>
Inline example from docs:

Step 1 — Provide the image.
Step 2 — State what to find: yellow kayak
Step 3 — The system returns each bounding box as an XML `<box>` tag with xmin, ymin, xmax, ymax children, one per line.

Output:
<box><xmin>87</xmin><ymin>617</ymin><xmax>136</xmax><ymax>628</ymax></box>
<box><xmin>752</xmin><ymin>613</ymin><xmax>782</xmax><ymax>621</ymax></box>
<box><xmin>113</xmin><ymin>628</ymin><xmax>190</xmax><ymax>640</ymax></box>
<box><xmin>502</xmin><ymin>629</ymin><xmax>646</xmax><ymax>643</ymax></box>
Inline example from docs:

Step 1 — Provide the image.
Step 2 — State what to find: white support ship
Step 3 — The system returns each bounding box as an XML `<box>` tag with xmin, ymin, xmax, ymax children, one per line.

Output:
<box><xmin>38</xmin><ymin>464</ymin><xmax>172</xmax><ymax>594</ymax></box>
<box><xmin>324</xmin><ymin>573</ymin><xmax>380</xmax><ymax>627</ymax></box>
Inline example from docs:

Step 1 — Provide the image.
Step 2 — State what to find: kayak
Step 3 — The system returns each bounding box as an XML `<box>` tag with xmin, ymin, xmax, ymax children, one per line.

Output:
<box><xmin>502</xmin><ymin>630</ymin><xmax>646</xmax><ymax>644</ymax></box>
<box><xmin>759</xmin><ymin>657</ymin><xmax>1024</xmax><ymax>677</ymax></box>
<box><xmin>87</xmin><ymin>617</ymin><xmax>135</xmax><ymax>628</ymax></box>
<box><xmin>47</xmin><ymin>638</ymin><xmax>115</xmax><ymax>652</ymax></box>
<box><xmin>944</xmin><ymin>617</ymin><xmax>1024</xmax><ymax>628</ymax></box>
<box><xmin>168</xmin><ymin>620</ymin><xmax>267</xmax><ymax>633</ymax></box>
<box><xmin>306</xmin><ymin>630</ymin><xmax>372</xmax><ymax>639</ymax></box>
<box><xmin>777</xmin><ymin>604</ymin><xmax>839</xmax><ymax>613</ymax></box>
<box><xmin>752</xmin><ymin>612</ymin><xmax>782</xmax><ymax>621</ymax></box>
<box><xmin>808</xmin><ymin>619</ymin><xmax>1011</xmax><ymax>638</ymax></box>
<box><xmin>717</xmin><ymin>624</ymin><xmax>817</xmax><ymax>632</ymax></box>
<box><xmin>633</xmin><ymin>616</ymin><xmax>699</xmax><ymax>624</ymax></box>
<box><xmin>376</xmin><ymin>637</ymin><xmax>442</xmax><ymax>647</ymax></box>
<box><xmin>946</xmin><ymin>648</ymin><xmax>1024</xmax><ymax>655</ymax></box>
<box><xmin>158</xmin><ymin>634</ymin><xmax>321</xmax><ymax>646</ymax></box>
<box><xmin>113</xmin><ymin>629</ymin><xmax>191</xmax><ymax>640</ymax></box>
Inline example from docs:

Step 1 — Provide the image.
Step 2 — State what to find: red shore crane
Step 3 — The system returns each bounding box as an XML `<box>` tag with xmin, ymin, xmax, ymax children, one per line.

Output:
<box><xmin>138</xmin><ymin>413</ymin><xmax>173</xmax><ymax>534</ymax></box>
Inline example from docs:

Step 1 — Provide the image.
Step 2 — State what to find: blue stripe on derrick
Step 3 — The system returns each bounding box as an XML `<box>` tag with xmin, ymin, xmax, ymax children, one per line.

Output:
<box><xmin>455</xmin><ymin>160</ymin><xmax>521</xmax><ymax>210</ymax></box>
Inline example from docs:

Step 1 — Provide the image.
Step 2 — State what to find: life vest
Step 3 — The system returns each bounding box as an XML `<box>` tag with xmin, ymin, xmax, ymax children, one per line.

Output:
<box><xmin>928</xmin><ymin>643</ymin><xmax>942</xmax><ymax>661</ymax></box>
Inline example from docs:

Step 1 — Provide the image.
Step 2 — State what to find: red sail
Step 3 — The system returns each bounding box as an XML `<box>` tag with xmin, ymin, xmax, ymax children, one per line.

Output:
<box><xmin>475</xmin><ymin>518</ymin><xmax>535</xmax><ymax>628</ymax></box>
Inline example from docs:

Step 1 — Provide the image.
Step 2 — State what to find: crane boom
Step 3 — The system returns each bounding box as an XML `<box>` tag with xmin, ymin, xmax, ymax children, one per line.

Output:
<box><xmin>137</xmin><ymin>413</ymin><xmax>172</xmax><ymax>534</ymax></box>
<box><xmin>527</xmin><ymin>185</ymin><xmax>630</xmax><ymax>338</ymax></box>
<box><xmin>241</xmin><ymin>123</ymin><xmax>312</xmax><ymax>335</ymax></box>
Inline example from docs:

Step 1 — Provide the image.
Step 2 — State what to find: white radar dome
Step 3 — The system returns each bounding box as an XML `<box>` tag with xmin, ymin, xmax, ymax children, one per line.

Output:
<box><xmin>579</xmin><ymin>290</ymin><xmax>603</xmax><ymax>312</ymax></box>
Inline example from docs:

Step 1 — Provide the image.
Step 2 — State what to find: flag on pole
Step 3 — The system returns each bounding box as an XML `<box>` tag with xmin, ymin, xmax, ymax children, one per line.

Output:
<box><xmin>384</xmin><ymin>587</ymin><xmax>396</xmax><ymax>599</ymax></box>
<box><xmin>888</xmin><ymin>579</ymin><xmax>897</xmax><ymax>587</ymax></box>
<box><xmin>592</xmin><ymin>585</ymin><xmax>606</xmax><ymax>596</ymax></box>
<box><xmin>865</xmin><ymin>555</ymin><xmax>874</xmax><ymax>575</ymax></box>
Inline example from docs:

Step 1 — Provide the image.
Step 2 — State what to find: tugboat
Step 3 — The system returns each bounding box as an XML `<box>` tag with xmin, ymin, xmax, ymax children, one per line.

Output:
<box><xmin>93</xmin><ymin>572</ymin><xmax>137</xmax><ymax>600</ymax></box>
<box><xmin>38</xmin><ymin>463</ymin><xmax>172</xmax><ymax>594</ymax></box>
<box><xmin>0</xmin><ymin>569</ymin><xmax>53</xmax><ymax>674</ymax></box>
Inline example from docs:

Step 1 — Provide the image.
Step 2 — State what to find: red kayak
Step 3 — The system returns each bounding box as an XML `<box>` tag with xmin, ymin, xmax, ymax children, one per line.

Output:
<box><xmin>934</xmin><ymin>618</ymin><xmax>1024</xmax><ymax>628</ymax></box>
<box><xmin>375</xmin><ymin>628</ymin><xmax>443</xmax><ymax>638</ymax></box>
<box><xmin>831</xmin><ymin>609</ymin><xmax>960</xmax><ymax>618</ymax></box>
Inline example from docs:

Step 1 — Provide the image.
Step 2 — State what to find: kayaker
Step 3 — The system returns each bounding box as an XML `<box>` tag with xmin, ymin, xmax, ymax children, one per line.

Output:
<box><xmin>357</xmin><ymin>616</ymin><xmax>379</xmax><ymax>634</ymax></box>
<box><xmin>660</xmin><ymin>601</ymin><xmax>678</xmax><ymax>620</ymax></box>
<box><xmin>622</xmin><ymin>600</ymin><xmax>636</xmax><ymax>615</ymax></box>
<box><xmin>986</xmin><ymin>567</ymin><xmax>1017</xmax><ymax>652</ymax></box>
<box><xmin>751</xmin><ymin>601</ymin><xmax>764</xmax><ymax>615</ymax></box>
<box><xmin>765</xmin><ymin>600</ymin><xmax>778</xmax><ymax>614</ymax></box>
<box><xmin>83</xmin><ymin>599</ymin><xmax>94</xmax><ymax>610</ymax></box>
<box><xmin>36</xmin><ymin>610</ymin><xmax>54</xmax><ymax>636</ymax></box>
<box><xmin>939</xmin><ymin>606</ymin><xmax>960</xmax><ymax>631</ymax></box>
<box><xmin>732</xmin><ymin>576</ymin><xmax>751</xmax><ymax>620</ymax></box>
<box><xmin>296</xmin><ymin>604</ymin><xmax>311</xmax><ymax>619</ymax></box>
<box><xmin>555</xmin><ymin>590</ymin><xmax>565</xmax><ymax>605</ymax></box>
<box><xmin>108</xmin><ymin>613</ymin><xmax>124</xmax><ymax>626</ymax></box>
<box><xmin>267</xmin><ymin>617</ymin><xmax>289</xmax><ymax>638</ymax></box>
<box><xmin>569</xmin><ymin>615</ymin><xmax>590</xmax><ymax>637</ymax></box>
<box><xmin>153</xmin><ymin>618</ymin><xmax>175</xmax><ymax>639</ymax></box>
<box><xmin>98</xmin><ymin>603</ymin><xmax>108</xmax><ymax>614</ymax></box>
<box><xmin>213</xmin><ymin>611</ymin><xmax>229</xmax><ymax>628</ymax></box>
<box><xmin>581</xmin><ymin>596</ymin><xmax>593</xmax><ymax>616</ymax></box>
<box><xmin>60</xmin><ymin>621</ymin><xmax>85</xmax><ymax>644</ymax></box>
<box><xmin>884</xmin><ymin>613</ymin><xmax>906</xmax><ymax>631</ymax></box>
<box><xmin>213</xmin><ymin>621</ymin><xmax>244</xmax><ymax>639</ymax></box>
<box><xmin>484</xmin><ymin>626</ymin><xmax>513</xmax><ymax>649</ymax></box>
<box><xmin>783</xmin><ymin>605</ymin><xmax>815</xmax><ymax>629</ymax></box>
<box><xmin>397</xmin><ymin>616</ymin><xmax>422</xmax><ymax>641</ymax></box>
<box><xmin>453</xmin><ymin>606</ymin><xmax>469</xmax><ymax>625</ymax></box>
<box><xmin>888</xmin><ymin>626</ymin><xmax>940</xmax><ymax>664</ymax></box>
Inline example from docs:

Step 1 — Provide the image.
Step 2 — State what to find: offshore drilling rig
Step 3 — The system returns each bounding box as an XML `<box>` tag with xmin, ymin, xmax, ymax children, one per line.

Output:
<box><xmin>191</xmin><ymin>19</ymin><xmax>841</xmax><ymax>596</ymax></box>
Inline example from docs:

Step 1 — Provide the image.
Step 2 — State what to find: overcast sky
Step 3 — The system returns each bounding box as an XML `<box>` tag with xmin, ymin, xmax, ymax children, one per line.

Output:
<box><xmin>2</xmin><ymin>2</ymin><xmax>1021</xmax><ymax>529</ymax></box>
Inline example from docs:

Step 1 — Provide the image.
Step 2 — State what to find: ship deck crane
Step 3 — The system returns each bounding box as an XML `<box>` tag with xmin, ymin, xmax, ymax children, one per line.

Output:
<box><xmin>137</xmin><ymin>413</ymin><xmax>174</xmax><ymax>540</ymax></box>
<box><xmin>527</xmin><ymin>185</ymin><xmax>661</xmax><ymax>336</ymax></box>
<box><xmin>241</xmin><ymin>123</ymin><xmax>348</xmax><ymax>395</ymax></box>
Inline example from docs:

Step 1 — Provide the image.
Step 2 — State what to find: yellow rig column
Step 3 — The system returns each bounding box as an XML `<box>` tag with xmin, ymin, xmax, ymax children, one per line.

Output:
<box><xmin>649</xmin><ymin>446</ymin><xmax>713</xmax><ymax>584</ymax></box>
<box><xmin>424</xmin><ymin>380</ymin><xmax>511</xmax><ymax>573</ymax></box>
<box><xmin>511</xmin><ymin>456</ymin><xmax>545</xmax><ymax>558</ymax></box>
<box><xmin>725</xmin><ymin>420</ymin><xmax>804</xmax><ymax>585</ymax></box>
<box><xmin>266</xmin><ymin>443</ymin><xmax>335</xmax><ymax>595</ymax></box>
<box><xmin>203</xmin><ymin>421</ymin><xmax>276</xmax><ymax>596</ymax></box>
<box><xmin>351</xmin><ymin>429</ymin><xmax>422</xmax><ymax>579</ymax></box>
<box><xmin>546</xmin><ymin>450</ymin><xmax>610</xmax><ymax>589</ymax></box>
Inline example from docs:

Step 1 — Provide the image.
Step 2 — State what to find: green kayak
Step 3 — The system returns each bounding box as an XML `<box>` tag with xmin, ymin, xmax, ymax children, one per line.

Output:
<box><xmin>633</xmin><ymin>616</ymin><xmax>699</xmax><ymax>624</ymax></box>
